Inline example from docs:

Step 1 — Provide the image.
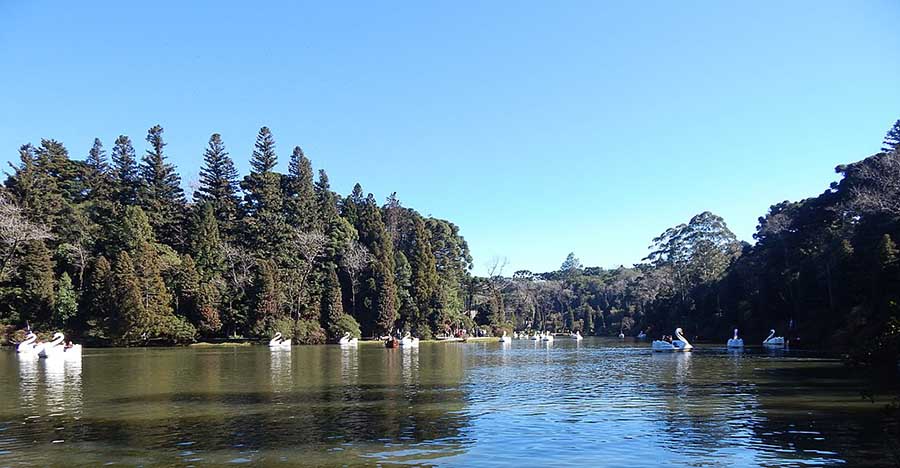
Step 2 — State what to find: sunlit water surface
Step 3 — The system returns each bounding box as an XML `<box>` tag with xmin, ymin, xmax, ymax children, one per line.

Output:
<box><xmin>1</xmin><ymin>339</ymin><xmax>897</xmax><ymax>467</ymax></box>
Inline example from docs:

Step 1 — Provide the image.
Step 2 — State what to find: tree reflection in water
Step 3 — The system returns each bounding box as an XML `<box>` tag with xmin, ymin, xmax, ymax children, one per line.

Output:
<box><xmin>0</xmin><ymin>345</ymin><xmax>472</xmax><ymax>465</ymax></box>
<box><xmin>1</xmin><ymin>343</ymin><xmax>898</xmax><ymax>466</ymax></box>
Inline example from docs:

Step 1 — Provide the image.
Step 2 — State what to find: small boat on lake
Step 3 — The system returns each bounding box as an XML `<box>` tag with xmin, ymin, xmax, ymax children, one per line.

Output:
<box><xmin>339</xmin><ymin>332</ymin><xmax>358</xmax><ymax>346</ymax></box>
<box><xmin>16</xmin><ymin>332</ymin><xmax>38</xmax><ymax>354</ymax></box>
<box><xmin>727</xmin><ymin>328</ymin><xmax>744</xmax><ymax>348</ymax></box>
<box><xmin>763</xmin><ymin>329</ymin><xmax>785</xmax><ymax>347</ymax></box>
<box><xmin>651</xmin><ymin>328</ymin><xmax>693</xmax><ymax>352</ymax></box>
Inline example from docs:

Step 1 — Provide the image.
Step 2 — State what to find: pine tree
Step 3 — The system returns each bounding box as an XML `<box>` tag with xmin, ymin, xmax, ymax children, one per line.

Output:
<box><xmin>111</xmin><ymin>135</ymin><xmax>141</xmax><ymax>205</ymax></box>
<box><xmin>132</xmin><ymin>236</ymin><xmax>173</xmax><ymax>322</ymax></box>
<box><xmin>315</xmin><ymin>169</ymin><xmax>338</xmax><ymax>223</ymax></box>
<box><xmin>5</xmin><ymin>145</ymin><xmax>38</xmax><ymax>211</ymax></box>
<box><xmin>241</xmin><ymin>126</ymin><xmax>282</xmax><ymax>215</ymax></box>
<box><xmin>139</xmin><ymin>125</ymin><xmax>186</xmax><ymax>246</ymax></box>
<box><xmin>86</xmin><ymin>138</ymin><xmax>108</xmax><ymax>175</ymax></box>
<box><xmin>384</xmin><ymin>192</ymin><xmax>402</xmax><ymax>249</ymax></box>
<box><xmin>54</xmin><ymin>272</ymin><xmax>78</xmax><ymax>328</ymax></box>
<box><xmin>197</xmin><ymin>281</ymin><xmax>223</xmax><ymax>335</ymax></box>
<box><xmin>192</xmin><ymin>203</ymin><xmax>225</xmax><ymax>280</ymax></box>
<box><xmin>882</xmin><ymin>119</ymin><xmax>900</xmax><ymax>153</ymax></box>
<box><xmin>115</xmin><ymin>205</ymin><xmax>195</xmax><ymax>343</ymax></box>
<box><xmin>321</xmin><ymin>263</ymin><xmax>345</xmax><ymax>340</ymax></box>
<box><xmin>284</xmin><ymin>146</ymin><xmax>318</xmax><ymax>232</ymax></box>
<box><xmin>112</xmin><ymin>251</ymin><xmax>146</xmax><ymax>344</ymax></box>
<box><xmin>175</xmin><ymin>254</ymin><xmax>201</xmax><ymax>322</ymax></box>
<box><xmin>314</xmin><ymin>168</ymin><xmax>351</xmax><ymax>265</ymax></box>
<box><xmin>189</xmin><ymin>205</ymin><xmax>225</xmax><ymax>335</ymax></box>
<box><xmin>240</xmin><ymin>127</ymin><xmax>287</xmax><ymax>257</ymax></box>
<box><xmin>251</xmin><ymin>259</ymin><xmax>283</xmax><ymax>335</ymax></box>
<box><xmin>83</xmin><ymin>137</ymin><xmax>111</xmax><ymax>202</ymax></box>
<box><xmin>584</xmin><ymin>304</ymin><xmax>594</xmax><ymax>334</ymax></box>
<box><xmin>408</xmin><ymin>215</ymin><xmax>439</xmax><ymax>335</ymax></box>
<box><xmin>561</xmin><ymin>253</ymin><xmax>583</xmax><ymax>274</ymax></box>
<box><xmin>85</xmin><ymin>255</ymin><xmax>113</xmax><ymax>340</ymax></box>
<box><xmin>341</xmin><ymin>183</ymin><xmax>365</xmax><ymax>227</ymax></box>
<box><xmin>117</xmin><ymin>205</ymin><xmax>156</xmax><ymax>253</ymax></box>
<box><xmin>374</xmin><ymin>261</ymin><xmax>399</xmax><ymax>335</ymax></box>
<box><xmin>35</xmin><ymin>139</ymin><xmax>84</xmax><ymax>203</ymax></box>
<box><xmin>394</xmin><ymin>250</ymin><xmax>417</xmax><ymax>332</ymax></box>
<box><xmin>7</xmin><ymin>142</ymin><xmax>69</xmax><ymax>232</ymax></box>
<box><xmin>19</xmin><ymin>240</ymin><xmax>55</xmax><ymax>326</ymax></box>
<box><xmin>196</xmin><ymin>133</ymin><xmax>240</xmax><ymax>233</ymax></box>
<box><xmin>355</xmin><ymin>193</ymin><xmax>398</xmax><ymax>336</ymax></box>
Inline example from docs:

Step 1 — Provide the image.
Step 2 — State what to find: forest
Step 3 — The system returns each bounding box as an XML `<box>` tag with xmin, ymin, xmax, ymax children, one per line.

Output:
<box><xmin>0</xmin><ymin>126</ymin><xmax>473</xmax><ymax>345</ymax></box>
<box><xmin>2</xmin><ymin>120</ymin><xmax>899</xmax><ymax>366</ymax></box>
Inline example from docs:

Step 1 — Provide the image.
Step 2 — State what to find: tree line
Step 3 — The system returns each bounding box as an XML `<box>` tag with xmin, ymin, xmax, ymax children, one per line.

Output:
<box><xmin>469</xmin><ymin>120</ymin><xmax>900</xmax><ymax>367</ymax></box>
<box><xmin>1</xmin><ymin>126</ymin><xmax>473</xmax><ymax>345</ymax></box>
<box><xmin>3</xmin><ymin>119</ymin><xmax>899</xmax><ymax>366</ymax></box>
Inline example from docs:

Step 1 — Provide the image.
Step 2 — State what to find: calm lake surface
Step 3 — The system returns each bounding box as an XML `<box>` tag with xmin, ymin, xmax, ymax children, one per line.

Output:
<box><xmin>1</xmin><ymin>338</ymin><xmax>897</xmax><ymax>467</ymax></box>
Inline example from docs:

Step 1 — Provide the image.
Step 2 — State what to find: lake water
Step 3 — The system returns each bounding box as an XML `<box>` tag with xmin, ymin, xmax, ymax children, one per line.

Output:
<box><xmin>1</xmin><ymin>338</ymin><xmax>897</xmax><ymax>467</ymax></box>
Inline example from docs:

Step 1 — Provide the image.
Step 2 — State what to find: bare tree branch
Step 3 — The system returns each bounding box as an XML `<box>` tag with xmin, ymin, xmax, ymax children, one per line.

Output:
<box><xmin>847</xmin><ymin>152</ymin><xmax>900</xmax><ymax>216</ymax></box>
<box><xmin>0</xmin><ymin>195</ymin><xmax>52</xmax><ymax>280</ymax></box>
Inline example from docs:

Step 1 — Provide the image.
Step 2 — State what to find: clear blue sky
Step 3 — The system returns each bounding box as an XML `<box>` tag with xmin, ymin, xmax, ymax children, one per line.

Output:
<box><xmin>2</xmin><ymin>1</ymin><xmax>898</xmax><ymax>275</ymax></box>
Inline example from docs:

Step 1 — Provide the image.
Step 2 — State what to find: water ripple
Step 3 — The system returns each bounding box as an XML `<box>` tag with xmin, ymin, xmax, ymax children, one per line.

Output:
<box><xmin>0</xmin><ymin>340</ymin><xmax>895</xmax><ymax>466</ymax></box>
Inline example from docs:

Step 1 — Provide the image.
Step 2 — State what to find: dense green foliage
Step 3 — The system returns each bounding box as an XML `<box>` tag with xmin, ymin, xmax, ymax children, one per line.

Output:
<box><xmin>467</xmin><ymin>121</ymin><xmax>900</xmax><ymax>367</ymax></box>
<box><xmin>1</xmin><ymin>126</ymin><xmax>473</xmax><ymax>345</ymax></box>
<box><xmin>3</xmin><ymin>120</ymin><xmax>899</xmax><ymax>367</ymax></box>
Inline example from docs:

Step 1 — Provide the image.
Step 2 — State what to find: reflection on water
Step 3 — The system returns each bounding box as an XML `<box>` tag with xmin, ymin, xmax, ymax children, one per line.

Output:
<box><xmin>43</xmin><ymin>355</ymin><xmax>83</xmax><ymax>413</ymax></box>
<box><xmin>0</xmin><ymin>341</ymin><xmax>897</xmax><ymax>466</ymax></box>
<box><xmin>269</xmin><ymin>349</ymin><xmax>291</xmax><ymax>392</ymax></box>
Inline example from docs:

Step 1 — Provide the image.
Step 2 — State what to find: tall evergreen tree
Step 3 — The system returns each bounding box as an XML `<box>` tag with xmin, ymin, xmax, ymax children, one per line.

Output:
<box><xmin>196</xmin><ymin>133</ymin><xmax>240</xmax><ymax>233</ymax></box>
<box><xmin>35</xmin><ymin>139</ymin><xmax>84</xmax><ymax>203</ymax></box>
<box><xmin>111</xmin><ymin>135</ymin><xmax>141</xmax><ymax>205</ymax></box>
<box><xmin>241</xmin><ymin>126</ymin><xmax>282</xmax><ymax>215</ymax></box>
<box><xmin>321</xmin><ymin>263</ymin><xmax>345</xmax><ymax>340</ymax></box>
<box><xmin>408</xmin><ymin>215</ymin><xmax>439</xmax><ymax>336</ymax></box>
<box><xmin>85</xmin><ymin>138</ymin><xmax>114</xmax><ymax>203</ymax></box>
<box><xmin>342</xmin><ymin>183</ymin><xmax>365</xmax><ymax>227</ymax></box>
<box><xmin>189</xmin><ymin>206</ymin><xmax>226</xmax><ymax>335</ymax></box>
<box><xmin>583</xmin><ymin>304</ymin><xmax>595</xmax><ymax>334</ymax></box>
<box><xmin>84</xmin><ymin>255</ymin><xmax>113</xmax><ymax>340</ymax></box>
<box><xmin>54</xmin><ymin>272</ymin><xmax>78</xmax><ymax>328</ymax></box>
<box><xmin>5</xmin><ymin>145</ymin><xmax>38</xmax><ymax>211</ymax></box>
<box><xmin>6</xmin><ymin>142</ymin><xmax>75</xmax><ymax>236</ymax></box>
<box><xmin>117</xmin><ymin>206</ymin><xmax>195</xmax><ymax>343</ymax></box>
<box><xmin>18</xmin><ymin>240</ymin><xmax>55</xmax><ymax>326</ymax></box>
<box><xmin>394</xmin><ymin>250</ymin><xmax>417</xmax><ymax>332</ymax></box>
<box><xmin>139</xmin><ymin>125</ymin><xmax>186</xmax><ymax>247</ymax></box>
<box><xmin>175</xmin><ymin>254</ymin><xmax>201</xmax><ymax>325</ymax></box>
<box><xmin>112</xmin><ymin>250</ymin><xmax>145</xmax><ymax>344</ymax></box>
<box><xmin>86</xmin><ymin>138</ymin><xmax>108</xmax><ymax>175</ymax></box>
<box><xmin>250</xmin><ymin>258</ymin><xmax>283</xmax><ymax>336</ymax></box>
<box><xmin>355</xmin><ymin>194</ymin><xmax>398</xmax><ymax>335</ymax></box>
<box><xmin>882</xmin><ymin>119</ymin><xmax>900</xmax><ymax>153</ymax></box>
<box><xmin>384</xmin><ymin>192</ymin><xmax>402</xmax><ymax>248</ymax></box>
<box><xmin>315</xmin><ymin>169</ymin><xmax>338</xmax><ymax>223</ymax></box>
<box><xmin>192</xmin><ymin>203</ymin><xmax>225</xmax><ymax>280</ymax></box>
<box><xmin>240</xmin><ymin>127</ymin><xmax>286</xmax><ymax>256</ymax></box>
<box><xmin>284</xmin><ymin>146</ymin><xmax>318</xmax><ymax>232</ymax></box>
